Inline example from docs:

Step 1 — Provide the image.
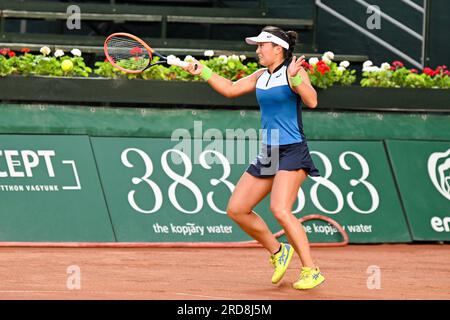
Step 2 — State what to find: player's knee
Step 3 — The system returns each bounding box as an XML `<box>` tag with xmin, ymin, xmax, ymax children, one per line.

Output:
<box><xmin>226</xmin><ymin>205</ymin><xmax>240</xmax><ymax>221</ymax></box>
<box><xmin>226</xmin><ymin>202</ymin><xmax>246</xmax><ymax>221</ymax></box>
<box><xmin>270</xmin><ymin>204</ymin><xmax>291</xmax><ymax>226</ymax></box>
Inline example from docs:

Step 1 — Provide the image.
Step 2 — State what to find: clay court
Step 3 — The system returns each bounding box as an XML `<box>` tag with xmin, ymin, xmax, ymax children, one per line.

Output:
<box><xmin>0</xmin><ymin>244</ymin><xmax>448</xmax><ymax>300</ymax></box>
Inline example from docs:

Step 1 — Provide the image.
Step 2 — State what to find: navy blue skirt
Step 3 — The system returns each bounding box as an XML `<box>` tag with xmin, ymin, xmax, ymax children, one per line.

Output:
<box><xmin>246</xmin><ymin>141</ymin><xmax>320</xmax><ymax>178</ymax></box>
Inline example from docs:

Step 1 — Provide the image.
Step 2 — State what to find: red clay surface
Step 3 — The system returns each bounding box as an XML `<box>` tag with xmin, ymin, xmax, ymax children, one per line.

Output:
<box><xmin>0</xmin><ymin>244</ymin><xmax>448</xmax><ymax>300</ymax></box>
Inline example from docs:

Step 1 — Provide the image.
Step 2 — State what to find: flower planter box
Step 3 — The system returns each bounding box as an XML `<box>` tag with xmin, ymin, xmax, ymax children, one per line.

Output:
<box><xmin>0</xmin><ymin>76</ymin><xmax>448</xmax><ymax>111</ymax></box>
<box><xmin>317</xmin><ymin>86</ymin><xmax>450</xmax><ymax>111</ymax></box>
<box><xmin>0</xmin><ymin>76</ymin><xmax>257</xmax><ymax>107</ymax></box>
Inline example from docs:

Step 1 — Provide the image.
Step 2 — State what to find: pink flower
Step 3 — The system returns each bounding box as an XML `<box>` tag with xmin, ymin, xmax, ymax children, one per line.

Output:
<box><xmin>392</xmin><ymin>61</ymin><xmax>404</xmax><ymax>69</ymax></box>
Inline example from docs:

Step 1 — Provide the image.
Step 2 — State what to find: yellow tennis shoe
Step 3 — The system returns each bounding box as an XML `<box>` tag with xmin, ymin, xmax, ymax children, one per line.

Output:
<box><xmin>269</xmin><ymin>243</ymin><xmax>294</xmax><ymax>284</ymax></box>
<box><xmin>293</xmin><ymin>267</ymin><xmax>325</xmax><ymax>290</ymax></box>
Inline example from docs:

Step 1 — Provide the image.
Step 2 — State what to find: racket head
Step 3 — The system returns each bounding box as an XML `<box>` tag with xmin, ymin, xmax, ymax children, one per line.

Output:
<box><xmin>104</xmin><ymin>33</ymin><xmax>155</xmax><ymax>73</ymax></box>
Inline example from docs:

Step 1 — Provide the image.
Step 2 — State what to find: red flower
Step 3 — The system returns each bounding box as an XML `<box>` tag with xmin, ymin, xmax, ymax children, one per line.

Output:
<box><xmin>302</xmin><ymin>61</ymin><xmax>314</xmax><ymax>73</ymax></box>
<box><xmin>316</xmin><ymin>60</ymin><xmax>330</xmax><ymax>75</ymax></box>
<box><xmin>0</xmin><ymin>48</ymin><xmax>10</xmax><ymax>55</ymax></box>
<box><xmin>130</xmin><ymin>47</ymin><xmax>143</xmax><ymax>55</ymax></box>
<box><xmin>20</xmin><ymin>48</ymin><xmax>30</xmax><ymax>53</ymax></box>
<box><xmin>444</xmin><ymin>70</ymin><xmax>450</xmax><ymax>76</ymax></box>
<box><xmin>410</xmin><ymin>69</ymin><xmax>418</xmax><ymax>73</ymax></box>
<box><xmin>8</xmin><ymin>51</ymin><xmax>16</xmax><ymax>57</ymax></box>
<box><xmin>434</xmin><ymin>66</ymin><xmax>448</xmax><ymax>75</ymax></box>
<box><xmin>235</xmin><ymin>70</ymin><xmax>246</xmax><ymax>80</ymax></box>
<box><xmin>423</xmin><ymin>67</ymin><xmax>436</xmax><ymax>77</ymax></box>
<box><xmin>392</xmin><ymin>60</ymin><xmax>404</xmax><ymax>69</ymax></box>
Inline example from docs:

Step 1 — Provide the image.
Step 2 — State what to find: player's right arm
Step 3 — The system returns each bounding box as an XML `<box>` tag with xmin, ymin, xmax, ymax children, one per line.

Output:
<box><xmin>184</xmin><ymin>58</ymin><xmax>265</xmax><ymax>98</ymax></box>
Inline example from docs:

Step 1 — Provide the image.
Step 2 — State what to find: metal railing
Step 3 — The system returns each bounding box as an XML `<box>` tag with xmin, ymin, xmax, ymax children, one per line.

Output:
<box><xmin>315</xmin><ymin>0</ymin><xmax>431</xmax><ymax>69</ymax></box>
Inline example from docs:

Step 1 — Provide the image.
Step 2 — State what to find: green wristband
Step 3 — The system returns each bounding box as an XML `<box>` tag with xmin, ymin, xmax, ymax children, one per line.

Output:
<box><xmin>200</xmin><ymin>65</ymin><xmax>213</xmax><ymax>81</ymax></box>
<box><xmin>290</xmin><ymin>74</ymin><xmax>303</xmax><ymax>86</ymax></box>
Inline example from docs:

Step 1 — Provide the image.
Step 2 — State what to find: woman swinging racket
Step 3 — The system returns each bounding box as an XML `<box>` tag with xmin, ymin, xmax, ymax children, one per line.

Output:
<box><xmin>183</xmin><ymin>26</ymin><xmax>325</xmax><ymax>290</ymax></box>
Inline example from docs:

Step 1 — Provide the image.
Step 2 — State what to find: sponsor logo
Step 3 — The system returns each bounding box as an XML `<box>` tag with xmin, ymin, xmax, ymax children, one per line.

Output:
<box><xmin>0</xmin><ymin>149</ymin><xmax>81</xmax><ymax>191</ymax></box>
<box><xmin>427</xmin><ymin>149</ymin><xmax>450</xmax><ymax>201</ymax></box>
<box><xmin>430</xmin><ymin>216</ymin><xmax>450</xmax><ymax>232</ymax></box>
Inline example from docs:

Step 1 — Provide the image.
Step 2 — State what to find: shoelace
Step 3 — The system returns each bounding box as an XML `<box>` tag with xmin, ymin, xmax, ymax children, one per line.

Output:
<box><xmin>269</xmin><ymin>256</ymin><xmax>276</xmax><ymax>266</ymax></box>
<box><xmin>270</xmin><ymin>253</ymin><xmax>286</xmax><ymax>267</ymax></box>
<box><xmin>277</xmin><ymin>251</ymin><xmax>286</xmax><ymax>264</ymax></box>
<box><xmin>299</xmin><ymin>269</ymin><xmax>311</xmax><ymax>280</ymax></box>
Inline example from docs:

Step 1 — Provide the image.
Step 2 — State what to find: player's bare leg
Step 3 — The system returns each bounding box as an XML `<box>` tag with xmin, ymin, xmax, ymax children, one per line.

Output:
<box><xmin>226</xmin><ymin>172</ymin><xmax>279</xmax><ymax>254</ymax></box>
<box><xmin>270</xmin><ymin>169</ymin><xmax>315</xmax><ymax>267</ymax></box>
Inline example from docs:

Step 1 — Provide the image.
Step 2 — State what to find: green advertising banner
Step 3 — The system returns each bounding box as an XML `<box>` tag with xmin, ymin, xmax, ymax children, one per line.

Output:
<box><xmin>0</xmin><ymin>135</ymin><xmax>116</xmax><ymax>241</ymax></box>
<box><xmin>385</xmin><ymin>140</ymin><xmax>450</xmax><ymax>241</ymax></box>
<box><xmin>91</xmin><ymin>137</ymin><xmax>411</xmax><ymax>243</ymax></box>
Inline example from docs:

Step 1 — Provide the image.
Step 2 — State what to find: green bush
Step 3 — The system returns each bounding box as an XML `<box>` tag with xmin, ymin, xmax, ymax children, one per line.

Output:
<box><xmin>1</xmin><ymin>47</ymin><xmax>448</xmax><ymax>89</ymax></box>
<box><xmin>360</xmin><ymin>60</ymin><xmax>449</xmax><ymax>89</ymax></box>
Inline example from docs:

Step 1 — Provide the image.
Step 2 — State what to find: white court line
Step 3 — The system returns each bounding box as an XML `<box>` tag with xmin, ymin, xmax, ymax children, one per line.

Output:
<box><xmin>0</xmin><ymin>290</ymin><xmax>74</xmax><ymax>293</ymax></box>
<box><xmin>175</xmin><ymin>292</ymin><xmax>232</xmax><ymax>300</ymax></box>
<box><xmin>0</xmin><ymin>290</ymin><xmax>233</xmax><ymax>299</ymax></box>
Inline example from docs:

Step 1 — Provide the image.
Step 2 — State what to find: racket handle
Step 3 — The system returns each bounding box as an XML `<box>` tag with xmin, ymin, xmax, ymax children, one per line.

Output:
<box><xmin>166</xmin><ymin>55</ymin><xmax>188</xmax><ymax>68</ymax></box>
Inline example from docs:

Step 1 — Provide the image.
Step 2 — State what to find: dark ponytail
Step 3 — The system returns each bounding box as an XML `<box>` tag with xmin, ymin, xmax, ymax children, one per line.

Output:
<box><xmin>261</xmin><ymin>26</ymin><xmax>298</xmax><ymax>60</ymax></box>
<box><xmin>285</xmin><ymin>31</ymin><xmax>297</xmax><ymax>60</ymax></box>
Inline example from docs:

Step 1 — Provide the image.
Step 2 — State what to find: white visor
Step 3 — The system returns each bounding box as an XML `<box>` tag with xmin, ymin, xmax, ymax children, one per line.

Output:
<box><xmin>245</xmin><ymin>31</ymin><xmax>289</xmax><ymax>50</ymax></box>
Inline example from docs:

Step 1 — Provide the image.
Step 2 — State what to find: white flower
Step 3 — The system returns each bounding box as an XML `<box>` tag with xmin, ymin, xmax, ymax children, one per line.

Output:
<box><xmin>309</xmin><ymin>57</ymin><xmax>319</xmax><ymax>65</ymax></box>
<box><xmin>167</xmin><ymin>55</ymin><xmax>182</xmax><ymax>65</ymax></box>
<box><xmin>204</xmin><ymin>50</ymin><xmax>214</xmax><ymax>57</ymax></box>
<box><xmin>229</xmin><ymin>54</ymin><xmax>240</xmax><ymax>61</ymax></box>
<box><xmin>381</xmin><ymin>62</ymin><xmax>391</xmax><ymax>71</ymax></box>
<box><xmin>184</xmin><ymin>55</ymin><xmax>195</xmax><ymax>62</ymax></box>
<box><xmin>40</xmin><ymin>46</ymin><xmax>51</xmax><ymax>56</ymax></box>
<box><xmin>363</xmin><ymin>66</ymin><xmax>381</xmax><ymax>72</ymax></box>
<box><xmin>71</xmin><ymin>48</ymin><xmax>82</xmax><ymax>57</ymax></box>
<box><xmin>363</xmin><ymin>60</ymin><xmax>373</xmax><ymax>68</ymax></box>
<box><xmin>54</xmin><ymin>49</ymin><xmax>64</xmax><ymax>58</ymax></box>
<box><xmin>323</xmin><ymin>51</ymin><xmax>334</xmax><ymax>60</ymax></box>
<box><xmin>239</xmin><ymin>55</ymin><xmax>246</xmax><ymax>61</ymax></box>
<box><xmin>321</xmin><ymin>56</ymin><xmax>331</xmax><ymax>64</ymax></box>
<box><xmin>218</xmin><ymin>55</ymin><xmax>228</xmax><ymax>63</ymax></box>
<box><xmin>339</xmin><ymin>60</ymin><xmax>350</xmax><ymax>68</ymax></box>
<box><xmin>338</xmin><ymin>66</ymin><xmax>346</xmax><ymax>72</ymax></box>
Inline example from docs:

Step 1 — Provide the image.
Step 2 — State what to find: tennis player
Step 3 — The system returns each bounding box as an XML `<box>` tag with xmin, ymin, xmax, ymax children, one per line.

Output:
<box><xmin>183</xmin><ymin>26</ymin><xmax>325</xmax><ymax>290</ymax></box>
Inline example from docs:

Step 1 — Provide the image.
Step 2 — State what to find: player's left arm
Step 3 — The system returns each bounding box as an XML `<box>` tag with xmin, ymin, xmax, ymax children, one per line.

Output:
<box><xmin>288</xmin><ymin>56</ymin><xmax>318</xmax><ymax>109</ymax></box>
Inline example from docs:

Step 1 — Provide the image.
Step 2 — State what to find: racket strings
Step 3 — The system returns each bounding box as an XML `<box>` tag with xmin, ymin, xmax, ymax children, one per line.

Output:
<box><xmin>106</xmin><ymin>36</ymin><xmax>152</xmax><ymax>71</ymax></box>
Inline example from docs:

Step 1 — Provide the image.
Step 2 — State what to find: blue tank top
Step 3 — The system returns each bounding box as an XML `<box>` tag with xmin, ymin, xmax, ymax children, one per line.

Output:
<box><xmin>256</xmin><ymin>60</ymin><xmax>304</xmax><ymax>146</ymax></box>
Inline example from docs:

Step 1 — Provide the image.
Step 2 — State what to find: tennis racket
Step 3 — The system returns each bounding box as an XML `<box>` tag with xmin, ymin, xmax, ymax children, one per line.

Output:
<box><xmin>104</xmin><ymin>32</ymin><xmax>196</xmax><ymax>73</ymax></box>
